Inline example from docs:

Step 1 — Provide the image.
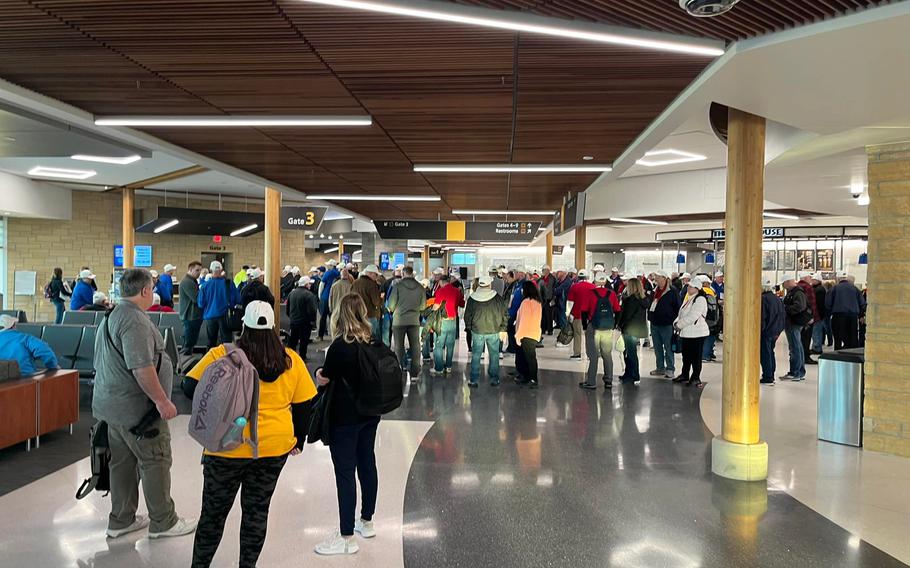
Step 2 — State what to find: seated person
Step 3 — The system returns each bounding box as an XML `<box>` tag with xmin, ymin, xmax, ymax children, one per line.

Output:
<box><xmin>147</xmin><ymin>293</ymin><xmax>176</xmax><ymax>313</ymax></box>
<box><xmin>80</xmin><ymin>291</ymin><xmax>111</xmax><ymax>311</ymax></box>
<box><xmin>0</xmin><ymin>314</ymin><xmax>59</xmax><ymax>376</ymax></box>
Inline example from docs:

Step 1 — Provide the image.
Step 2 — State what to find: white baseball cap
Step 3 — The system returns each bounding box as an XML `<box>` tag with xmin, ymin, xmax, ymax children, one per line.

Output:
<box><xmin>210</xmin><ymin>261</ymin><xmax>223</xmax><ymax>272</ymax></box>
<box><xmin>326</xmin><ymin>259</ymin><xmax>338</xmax><ymax>267</ymax></box>
<box><xmin>243</xmin><ymin>301</ymin><xmax>275</xmax><ymax>330</ymax></box>
<box><xmin>593</xmin><ymin>264</ymin><xmax>605</xmax><ymax>272</ymax></box>
<box><xmin>291</xmin><ymin>266</ymin><xmax>300</xmax><ymax>274</ymax></box>
<box><xmin>610</xmin><ymin>267</ymin><xmax>619</xmax><ymax>272</ymax></box>
<box><xmin>594</xmin><ymin>271</ymin><xmax>608</xmax><ymax>283</ymax></box>
<box><xmin>0</xmin><ymin>314</ymin><xmax>17</xmax><ymax>331</ymax></box>
<box><xmin>578</xmin><ymin>269</ymin><xmax>590</xmax><ymax>279</ymax></box>
<box><xmin>694</xmin><ymin>275</ymin><xmax>711</xmax><ymax>287</ymax></box>
<box><xmin>569</xmin><ymin>267</ymin><xmax>578</xmax><ymax>274</ymax></box>
<box><xmin>298</xmin><ymin>276</ymin><xmax>312</xmax><ymax>287</ymax></box>
<box><xmin>163</xmin><ymin>263</ymin><xmax>176</xmax><ymax>273</ymax></box>
<box><xmin>149</xmin><ymin>269</ymin><xmax>159</xmax><ymax>278</ymax></box>
<box><xmin>92</xmin><ymin>291</ymin><xmax>107</xmax><ymax>304</ymax></box>
<box><xmin>309</xmin><ymin>266</ymin><xmax>318</xmax><ymax>273</ymax></box>
<box><xmin>655</xmin><ymin>270</ymin><xmax>669</xmax><ymax>278</ymax></box>
<box><xmin>283</xmin><ymin>265</ymin><xmax>292</xmax><ymax>272</ymax></box>
<box><xmin>433</xmin><ymin>267</ymin><xmax>445</xmax><ymax>276</ymax></box>
<box><xmin>249</xmin><ymin>268</ymin><xmax>264</xmax><ymax>279</ymax></box>
<box><xmin>478</xmin><ymin>275</ymin><xmax>493</xmax><ymax>287</ymax></box>
<box><xmin>420</xmin><ymin>278</ymin><xmax>431</xmax><ymax>288</ymax></box>
<box><xmin>541</xmin><ymin>265</ymin><xmax>551</xmax><ymax>271</ymax></box>
<box><xmin>363</xmin><ymin>264</ymin><xmax>379</xmax><ymax>275</ymax></box>
<box><xmin>79</xmin><ymin>269</ymin><xmax>96</xmax><ymax>280</ymax></box>
<box><xmin>345</xmin><ymin>263</ymin><xmax>355</xmax><ymax>270</ymax></box>
<box><xmin>716</xmin><ymin>272</ymin><xmax>724</xmax><ymax>278</ymax></box>
<box><xmin>681</xmin><ymin>272</ymin><xmax>691</xmax><ymax>280</ymax></box>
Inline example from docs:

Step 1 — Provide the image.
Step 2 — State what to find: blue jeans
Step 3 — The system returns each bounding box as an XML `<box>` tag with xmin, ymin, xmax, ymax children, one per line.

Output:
<box><xmin>554</xmin><ymin>300</ymin><xmax>567</xmax><ymax>330</ymax></box>
<box><xmin>785</xmin><ymin>324</ymin><xmax>805</xmax><ymax>378</ymax></box>
<box><xmin>811</xmin><ymin>320</ymin><xmax>825</xmax><ymax>353</ymax></box>
<box><xmin>181</xmin><ymin>318</ymin><xmax>203</xmax><ymax>355</ymax></box>
<box><xmin>380</xmin><ymin>313</ymin><xmax>392</xmax><ymax>347</ymax></box>
<box><xmin>470</xmin><ymin>333</ymin><xmax>501</xmax><ymax>384</ymax></box>
<box><xmin>621</xmin><ymin>333</ymin><xmax>640</xmax><ymax>381</ymax></box>
<box><xmin>318</xmin><ymin>298</ymin><xmax>330</xmax><ymax>339</ymax></box>
<box><xmin>760</xmin><ymin>334</ymin><xmax>778</xmax><ymax>381</ymax></box>
<box><xmin>651</xmin><ymin>324</ymin><xmax>675</xmax><ymax>372</ymax></box>
<box><xmin>703</xmin><ymin>333</ymin><xmax>718</xmax><ymax>360</ymax></box>
<box><xmin>52</xmin><ymin>299</ymin><xmax>65</xmax><ymax>324</ymax></box>
<box><xmin>434</xmin><ymin>319</ymin><xmax>457</xmax><ymax>371</ymax></box>
<box><xmin>368</xmin><ymin>318</ymin><xmax>381</xmax><ymax>343</ymax></box>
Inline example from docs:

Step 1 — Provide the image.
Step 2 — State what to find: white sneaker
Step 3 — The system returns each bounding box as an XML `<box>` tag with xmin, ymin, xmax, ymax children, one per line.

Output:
<box><xmin>149</xmin><ymin>517</ymin><xmax>198</xmax><ymax>539</ymax></box>
<box><xmin>354</xmin><ymin>518</ymin><xmax>376</xmax><ymax>538</ymax></box>
<box><xmin>315</xmin><ymin>531</ymin><xmax>360</xmax><ymax>555</ymax></box>
<box><xmin>106</xmin><ymin>515</ymin><xmax>149</xmax><ymax>539</ymax></box>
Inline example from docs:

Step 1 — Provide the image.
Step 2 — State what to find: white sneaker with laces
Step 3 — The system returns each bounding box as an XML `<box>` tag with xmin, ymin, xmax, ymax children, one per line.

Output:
<box><xmin>106</xmin><ymin>515</ymin><xmax>150</xmax><ymax>539</ymax></box>
<box><xmin>354</xmin><ymin>518</ymin><xmax>376</xmax><ymax>538</ymax></box>
<box><xmin>315</xmin><ymin>531</ymin><xmax>360</xmax><ymax>555</ymax></box>
<box><xmin>149</xmin><ymin>517</ymin><xmax>198</xmax><ymax>539</ymax></box>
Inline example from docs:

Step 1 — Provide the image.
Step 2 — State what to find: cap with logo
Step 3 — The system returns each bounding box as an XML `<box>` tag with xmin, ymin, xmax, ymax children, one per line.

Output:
<box><xmin>243</xmin><ymin>301</ymin><xmax>275</xmax><ymax>330</ymax></box>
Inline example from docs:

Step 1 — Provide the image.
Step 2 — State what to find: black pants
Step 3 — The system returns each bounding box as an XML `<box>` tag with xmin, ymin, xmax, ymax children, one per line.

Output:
<box><xmin>318</xmin><ymin>302</ymin><xmax>330</xmax><ymax>340</ymax></box>
<box><xmin>182</xmin><ymin>318</ymin><xmax>203</xmax><ymax>356</ymax></box>
<box><xmin>205</xmin><ymin>315</ymin><xmax>232</xmax><ymax>349</ymax></box>
<box><xmin>680</xmin><ymin>336</ymin><xmax>706</xmax><ymax>382</ymax></box>
<box><xmin>801</xmin><ymin>324</ymin><xmax>814</xmax><ymax>360</ymax></box>
<box><xmin>287</xmin><ymin>321</ymin><xmax>313</xmax><ymax>361</ymax></box>
<box><xmin>515</xmin><ymin>338</ymin><xmax>539</xmax><ymax>382</ymax></box>
<box><xmin>329</xmin><ymin>418</ymin><xmax>380</xmax><ymax>536</ymax></box>
<box><xmin>192</xmin><ymin>454</ymin><xmax>288</xmax><ymax>568</ymax></box>
<box><xmin>506</xmin><ymin>317</ymin><xmax>518</xmax><ymax>354</ymax></box>
<box><xmin>832</xmin><ymin>313</ymin><xmax>859</xmax><ymax>350</ymax></box>
<box><xmin>541</xmin><ymin>301</ymin><xmax>554</xmax><ymax>335</ymax></box>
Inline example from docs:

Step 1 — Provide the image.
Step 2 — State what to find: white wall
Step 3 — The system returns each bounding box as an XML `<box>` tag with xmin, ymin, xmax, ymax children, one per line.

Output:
<box><xmin>0</xmin><ymin>171</ymin><xmax>72</xmax><ymax>220</ymax></box>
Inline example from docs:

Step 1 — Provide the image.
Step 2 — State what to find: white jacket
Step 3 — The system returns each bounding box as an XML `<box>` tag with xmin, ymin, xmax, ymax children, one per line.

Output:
<box><xmin>674</xmin><ymin>293</ymin><xmax>710</xmax><ymax>338</ymax></box>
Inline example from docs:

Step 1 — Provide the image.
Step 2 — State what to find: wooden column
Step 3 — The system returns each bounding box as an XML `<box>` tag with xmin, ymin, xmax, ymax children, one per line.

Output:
<box><xmin>122</xmin><ymin>188</ymin><xmax>134</xmax><ymax>269</ymax></box>
<box><xmin>264</xmin><ymin>187</ymin><xmax>282</xmax><ymax>327</ymax></box>
<box><xmin>338</xmin><ymin>237</ymin><xmax>345</xmax><ymax>264</ymax></box>
<box><xmin>574</xmin><ymin>225</ymin><xmax>586</xmax><ymax>270</ymax></box>
<box><xmin>712</xmin><ymin>107</ymin><xmax>768</xmax><ymax>481</ymax></box>
<box><xmin>546</xmin><ymin>230</ymin><xmax>554</xmax><ymax>268</ymax></box>
<box><xmin>423</xmin><ymin>244</ymin><xmax>430</xmax><ymax>279</ymax></box>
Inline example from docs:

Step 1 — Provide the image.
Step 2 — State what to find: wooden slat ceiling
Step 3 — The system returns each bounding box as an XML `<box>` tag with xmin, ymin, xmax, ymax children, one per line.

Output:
<box><xmin>0</xmin><ymin>0</ymin><xmax>881</xmax><ymax>221</ymax></box>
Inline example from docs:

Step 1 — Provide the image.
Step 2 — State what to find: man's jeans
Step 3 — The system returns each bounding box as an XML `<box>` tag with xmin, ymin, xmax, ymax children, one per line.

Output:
<box><xmin>318</xmin><ymin>298</ymin><xmax>330</xmax><ymax>339</ymax></box>
<box><xmin>584</xmin><ymin>327</ymin><xmax>614</xmax><ymax>386</ymax></box>
<box><xmin>470</xmin><ymin>333</ymin><xmax>501</xmax><ymax>384</ymax></box>
<box><xmin>181</xmin><ymin>318</ymin><xmax>203</xmax><ymax>356</ymax></box>
<box><xmin>785</xmin><ymin>324</ymin><xmax>806</xmax><ymax>378</ymax></box>
<box><xmin>204</xmin><ymin>315</ymin><xmax>232</xmax><ymax>348</ymax></box>
<box><xmin>555</xmin><ymin>300</ymin><xmax>567</xmax><ymax>330</ymax></box>
<box><xmin>650</xmin><ymin>324</ymin><xmax>675</xmax><ymax>373</ymax></box>
<box><xmin>702</xmin><ymin>333</ymin><xmax>718</xmax><ymax>360</ymax></box>
<box><xmin>393</xmin><ymin>325</ymin><xmax>421</xmax><ymax>376</ymax></box>
<box><xmin>760</xmin><ymin>334</ymin><xmax>778</xmax><ymax>381</ymax></box>
<box><xmin>810</xmin><ymin>320</ymin><xmax>826</xmax><ymax>353</ymax></box>
<box><xmin>434</xmin><ymin>319</ymin><xmax>457</xmax><ymax>372</ymax></box>
<box><xmin>380</xmin><ymin>313</ymin><xmax>392</xmax><ymax>347</ymax></box>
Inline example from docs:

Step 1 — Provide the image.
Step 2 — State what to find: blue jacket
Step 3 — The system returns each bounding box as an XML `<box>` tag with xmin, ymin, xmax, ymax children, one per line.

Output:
<box><xmin>761</xmin><ymin>291</ymin><xmax>786</xmax><ymax>338</ymax></box>
<box><xmin>197</xmin><ymin>276</ymin><xmax>240</xmax><ymax>320</ymax></box>
<box><xmin>70</xmin><ymin>280</ymin><xmax>94</xmax><ymax>311</ymax></box>
<box><xmin>320</xmin><ymin>268</ymin><xmax>340</xmax><ymax>302</ymax></box>
<box><xmin>555</xmin><ymin>276</ymin><xmax>574</xmax><ymax>305</ymax></box>
<box><xmin>155</xmin><ymin>273</ymin><xmax>174</xmax><ymax>303</ymax></box>
<box><xmin>648</xmin><ymin>286</ymin><xmax>682</xmax><ymax>326</ymax></box>
<box><xmin>826</xmin><ymin>280</ymin><xmax>866</xmax><ymax>316</ymax></box>
<box><xmin>0</xmin><ymin>329</ymin><xmax>59</xmax><ymax>376</ymax></box>
<box><xmin>508</xmin><ymin>279</ymin><xmax>525</xmax><ymax>318</ymax></box>
<box><xmin>712</xmin><ymin>281</ymin><xmax>724</xmax><ymax>299</ymax></box>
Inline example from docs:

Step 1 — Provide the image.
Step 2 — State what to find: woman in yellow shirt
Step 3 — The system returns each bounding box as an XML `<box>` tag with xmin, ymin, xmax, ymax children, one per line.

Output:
<box><xmin>183</xmin><ymin>301</ymin><xmax>317</xmax><ymax>568</ymax></box>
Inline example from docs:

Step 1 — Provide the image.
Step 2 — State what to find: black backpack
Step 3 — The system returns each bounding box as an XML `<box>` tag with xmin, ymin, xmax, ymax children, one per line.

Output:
<box><xmin>591</xmin><ymin>289</ymin><xmax>616</xmax><ymax>331</ymax></box>
<box><xmin>704</xmin><ymin>292</ymin><xmax>720</xmax><ymax>327</ymax></box>
<box><xmin>348</xmin><ymin>342</ymin><xmax>404</xmax><ymax>416</ymax></box>
<box><xmin>75</xmin><ymin>421</ymin><xmax>111</xmax><ymax>500</ymax></box>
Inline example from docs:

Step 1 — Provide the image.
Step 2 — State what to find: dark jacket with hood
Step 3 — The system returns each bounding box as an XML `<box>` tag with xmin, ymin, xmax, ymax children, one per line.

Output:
<box><xmin>761</xmin><ymin>291</ymin><xmax>786</xmax><ymax>339</ymax></box>
<box><xmin>387</xmin><ymin>276</ymin><xmax>426</xmax><ymax>327</ymax></box>
<box><xmin>463</xmin><ymin>288</ymin><xmax>508</xmax><ymax>335</ymax></box>
<box><xmin>783</xmin><ymin>285</ymin><xmax>809</xmax><ymax>326</ymax></box>
<box><xmin>240</xmin><ymin>280</ymin><xmax>275</xmax><ymax>309</ymax></box>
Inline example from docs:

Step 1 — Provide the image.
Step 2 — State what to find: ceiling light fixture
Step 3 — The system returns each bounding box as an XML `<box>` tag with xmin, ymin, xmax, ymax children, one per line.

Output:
<box><xmin>307</xmin><ymin>194</ymin><xmax>441</xmax><ymax>201</ymax></box>
<box><xmin>153</xmin><ymin>219</ymin><xmax>179</xmax><ymax>234</ymax></box>
<box><xmin>582</xmin><ymin>156</ymin><xmax>594</xmax><ymax>161</ymax></box>
<box><xmin>609</xmin><ymin>217</ymin><xmax>669</xmax><ymax>226</ymax></box>
<box><xmin>453</xmin><ymin>209</ymin><xmax>554</xmax><ymax>216</ymax></box>
<box><xmin>324</xmin><ymin>246</ymin><xmax>340</xmax><ymax>254</ymax></box>
<box><xmin>849</xmin><ymin>181</ymin><xmax>865</xmax><ymax>196</ymax></box>
<box><xmin>230</xmin><ymin>223</ymin><xmax>259</xmax><ymax>236</ymax></box>
<box><xmin>857</xmin><ymin>193</ymin><xmax>870</xmax><ymax>206</ymax></box>
<box><xmin>71</xmin><ymin>154</ymin><xmax>142</xmax><ymax>165</ymax></box>
<box><xmin>27</xmin><ymin>166</ymin><xmax>97</xmax><ymax>180</ymax></box>
<box><xmin>415</xmin><ymin>164</ymin><xmax>611</xmax><ymax>173</ymax></box>
<box><xmin>763</xmin><ymin>212</ymin><xmax>800</xmax><ymax>220</ymax></box>
<box><xmin>95</xmin><ymin>115</ymin><xmax>373</xmax><ymax>127</ymax></box>
<box><xmin>636</xmin><ymin>149</ymin><xmax>708</xmax><ymax>167</ymax></box>
<box><xmin>301</xmin><ymin>0</ymin><xmax>725</xmax><ymax>56</ymax></box>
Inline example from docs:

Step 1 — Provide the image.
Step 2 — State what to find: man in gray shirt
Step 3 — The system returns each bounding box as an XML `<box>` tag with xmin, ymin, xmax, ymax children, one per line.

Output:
<box><xmin>92</xmin><ymin>268</ymin><xmax>197</xmax><ymax>540</ymax></box>
<box><xmin>178</xmin><ymin>261</ymin><xmax>204</xmax><ymax>355</ymax></box>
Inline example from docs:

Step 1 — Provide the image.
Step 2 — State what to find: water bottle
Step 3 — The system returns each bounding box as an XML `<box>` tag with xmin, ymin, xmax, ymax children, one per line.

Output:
<box><xmin>221</xmin><ymin>417</ymin><xmax>247</xmax><ymax>447</ymax></box>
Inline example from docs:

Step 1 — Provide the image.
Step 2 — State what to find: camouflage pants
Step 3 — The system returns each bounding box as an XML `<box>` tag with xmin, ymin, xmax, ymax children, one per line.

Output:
<box><xmin>191</xmin><ymin>454</ymin><xmax>288</xmax><ymax>568</ymax></box>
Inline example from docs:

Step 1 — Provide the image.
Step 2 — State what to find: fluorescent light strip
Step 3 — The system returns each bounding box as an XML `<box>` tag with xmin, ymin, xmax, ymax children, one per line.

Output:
<box><xmin>609</xmin><ymin>217</ymin><xmax>669</xmax><ymax>226</ymax></box>
<box><xmin>453</xmin><ymin>209</ymin><xmax>554</xmax><ymax>216</ymax></box>
<box><xmin>27</xmin><ymin>166</ymin><xmax>97</xmax><ymax>180</ymax></box>
<box><xmin>301</xmin><ymin>0</ymin><xmax>724</xmax><ymax>57</ymax></box>
<box><xmin>95</xmin><ymin>115</ymin><xmax>372</xmax><ymax>127</ymax></box>
<box><xmin>323</xmin><ymin>246</ymin><xmax>340</xmax><ymax>254</ymax></box>
<box><xmin>636</xmin><ymin>149</ymin><xmax>707</xmax><ymax>167</ymax></box>
<box><xmin>71</xmin><ymin>154</ymin><xmax>142</xmax><ymax>165</ymax></box>
<box><xmin>763</xmin><ymin>211</ymin><xmax>800</xmax><ymax>220</ymax></box>
<box><xmin>153</xmin><ymin>219</ymin><xmax>179</xmax><ymax>234</ymax></box>
<box><xmin>230</xmin><ymin>223</ymin><xmax>259</xmax><ymax>236</ymax></box>
<box><xmin>416</xmin><ymin>164</ymin><xmax>611</xmax><ymax>173</ymax></box>
<box><xmin>308</xmin><ymin>194</ymin><xmax>441</xmax><ymax>202</ymax></box>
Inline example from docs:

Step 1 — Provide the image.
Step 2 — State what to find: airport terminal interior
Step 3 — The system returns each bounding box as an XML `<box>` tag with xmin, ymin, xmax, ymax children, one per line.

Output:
<box><xmin>1</xmin><ymin>1</ymin><xmax>910</xmax><ymax>566</ymax></box>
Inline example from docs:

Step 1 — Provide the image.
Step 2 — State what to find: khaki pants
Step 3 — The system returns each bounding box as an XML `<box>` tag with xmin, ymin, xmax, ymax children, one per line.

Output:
<box><xmin>107</xmin><ymin>420</ymin><xmax>179</xmax><ymax>533</ymax></box>
<box><xmin>572</xmin><ymin>318</ymin><xmax>584</xmax><ymax>356</ymax></box>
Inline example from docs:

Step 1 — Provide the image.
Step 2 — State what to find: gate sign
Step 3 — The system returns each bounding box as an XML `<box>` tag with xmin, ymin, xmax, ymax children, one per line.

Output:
<box><xmin>712</xmin><ymin>227</ymin><xmax>784</xmax><ymax>240</ymax></box>
<box><xmin>375</xmin><ymin>220</ymin><xmax>446</xmax><ymax>240</ymax></box>
<box><xmin>465</xmin><ymin>221</ymin><xmax>540</xmax><ymax>242</ymax></box>
<box><xmin>280</xmin><ymin>206</ymin><xmax>327</xmax><ymax>231</ymax></box>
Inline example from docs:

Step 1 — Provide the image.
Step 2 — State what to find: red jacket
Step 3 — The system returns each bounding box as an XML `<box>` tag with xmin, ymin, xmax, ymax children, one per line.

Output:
<box><xmin>567</xmin><ymin>281</ymin><xmax>597</xmax><ymax>319</ymax></box>
<box><xmin>434</xmin><ymin>283</ymin><xmax>465</xmax><ymax>319</ymax></box>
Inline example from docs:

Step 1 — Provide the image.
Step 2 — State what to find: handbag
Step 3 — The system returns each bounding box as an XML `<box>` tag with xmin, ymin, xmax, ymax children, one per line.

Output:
<box><xmin>76</xmin><ymin>421</ymin><xmax>111</xmax><ymax>499</ymax></box>
<box><xmin>612</xmin><ymin>330</ymin><xmax>626</xmax><ymax>353</ymax></box>
<box><xmin>305</xmin><ymin>381</ymin><xmax>335</xmax><ymax>446</ymax></box>
<box><xmin>556</xmin><ymin>323</ymin><xmax>574</xmax><ymax>345</ymax></box>
<box><xmin>671</xmin><ymin>331</ymin><xmax>682</xmax><ymax>354</ymax></box>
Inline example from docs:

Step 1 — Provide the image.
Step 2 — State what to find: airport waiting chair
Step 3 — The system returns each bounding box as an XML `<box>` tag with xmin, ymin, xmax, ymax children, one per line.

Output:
<box><xmin>159</xmin><ymin>313</ymin><xmax>181</xmax><ymax>331</ymax></box>
<box><xmin>62</xmin><ymin>311</ymin><xmax>95</xmax><ymax>326</ymax></box>
<box><xmin>42</xmin><ymin>325</ymin><xmax>83</xmax><ymax>369</ymax></box>
<box><xmin>92</xmin><ymin>311</ymin><xmax>107</xmax><ymax>326</ymax></box>
<box><xmin>72</xmin><ymin>326</ymin><xmax>97</xmax><ymax>379</ymax></box>
<box><xmin>195</xmin><ymin>322</ymin><xmax>210</xmax><ymax>351</ymax></box>
<box><xmin>146</xmin><ymin>312</ymin><xmax>162</xmax><ymax>326</ymax></box>
<box><xmin>162</xmin><ymin>328</ymin><xmax>179</xmax><ymax>375</ymax></box>
<box><xmin>17</xmin><ymin>324</ymin><xmax>45</xmax><ymax>339</ymax></box>
<box><xmin>160</xmin><ymin>323</ymin><xmax>184</xmax><ymax>350</ymax></box>
<box><xmin>0</xmin><ymin>309</ymin><xmax>27</xmax><ymax>323</ymax></box>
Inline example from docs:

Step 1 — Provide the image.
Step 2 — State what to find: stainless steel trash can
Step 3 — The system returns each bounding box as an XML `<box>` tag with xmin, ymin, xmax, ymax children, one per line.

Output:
<box><xmin>817</xmin><ymin>348</ymin><xmax>864</xmax><ymax>447</ymax></box>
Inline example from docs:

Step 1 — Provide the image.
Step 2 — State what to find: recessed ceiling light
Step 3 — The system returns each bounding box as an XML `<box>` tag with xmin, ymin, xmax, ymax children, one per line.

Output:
<box><xmin>857</xmin><ymin>193</ymin><xmax>870</xmax><ymax>206</ymax></box>
<box><xmin>609</xmin><ymin>217</ymin><xmax>669</xmax><ymax>226</ymax></box>
<box><xmin>582</xmin><ymin>156</ymin><xmax>594</xmax><ymax>161</ymax></box>
<box><xmin>308</xmin><ymin>234</ymin><xmax>314</xmax><ymax>239</ymax></box>
<box><xmin>3</xmin><ymin>136</ymin><xmax>15</xmax><ymax>142</ymax></box>
<box><xmin>95</xmin><ymin>115</ymin><xmax>372</xmax><ymax>127</ymax></box>
<box><xmin>452</xmin><ymin>209</ymin><xmax>555</xmax><ymax>216</ymax></box>
<box><xmin>153</xmin><ymin>219</ymin><xmax>179</xmax><ymax>233</ymax></box>
<box><xmin>636</xmin><ymin>149</ymin><xmax>707</xmax><ymax>167</ymax></box>
<box><xmin>27</xmin><ymin>166</ymin><xmax>97</xmax><ymax>180</ymax></box>
<box><xmin>849</xmin><ymin>181</ymin><xmax>865</xmax><ymax>196</ymax></box>
<box><xmin>301</xmin><ymin>0</ymin><xmax>725</xmax><ymax>56</ymax></box>
<box><xmin>763</xmin><ymin>211</ymin><xmax>799</xmax><ymax>220</ymax></box>
<box><xmin>307</xmin><ymin>194</ymin><xmax>441</xmax><ymax>201</ymax></box>
<box><xmin>71</xmin><ymin>154</ymin><xmax>142</xmax><ymax>165</ymax></box>
<box><xmin>230</xmin><ymin>223</ymin><xmax>259</xmax><ymax>236</ymax></box>
<box><xmin>320</xmin><ymin>233</ymin><xmax>325</xmax><ymax>238</ymax></box>
<box><xmin>415</xmin><ymin>164</ymin><xmax>611</xmax><ymax>173</ymax></box>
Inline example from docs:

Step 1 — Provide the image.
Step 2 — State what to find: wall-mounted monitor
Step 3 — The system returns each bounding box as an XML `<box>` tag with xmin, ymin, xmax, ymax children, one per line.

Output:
<box><xmin>114</xmin><ymin>245</ymin><xmax>153</xmax><ymax>268</ymax></box>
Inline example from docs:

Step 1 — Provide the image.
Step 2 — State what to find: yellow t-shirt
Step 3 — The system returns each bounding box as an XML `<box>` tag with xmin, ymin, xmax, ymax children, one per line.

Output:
<box><xmin>187</xmin><ymin>345</ymin><xmax>317</xmax><ymax>458</ymax></box>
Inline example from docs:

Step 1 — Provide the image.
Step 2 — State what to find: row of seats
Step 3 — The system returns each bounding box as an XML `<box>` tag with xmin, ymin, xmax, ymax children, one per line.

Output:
<box><xmin>0</xmin><ymin>309</ymin><xmax>27</xmax><ymax>323</ymax></box>
<box><xmin>61</xmin><ymin>310</ymin><xmax>181</xmax><ymax>328</ymax></box>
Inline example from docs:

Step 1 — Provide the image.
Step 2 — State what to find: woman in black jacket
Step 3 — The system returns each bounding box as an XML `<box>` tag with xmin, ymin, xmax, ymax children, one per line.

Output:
<box><xmin>617</xmin><ymin>278</ymin><xmax>649</xmax><ymax>385</ymax></box>
<box><xmin>48</xmin><ymin>267</ymin><xmax>71</xmax><ymax>324</ymax></box>
<box><xmin>314</xmin><ymin>294</ymin><xmax>380</xmax><ymax>556</ymax></box>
